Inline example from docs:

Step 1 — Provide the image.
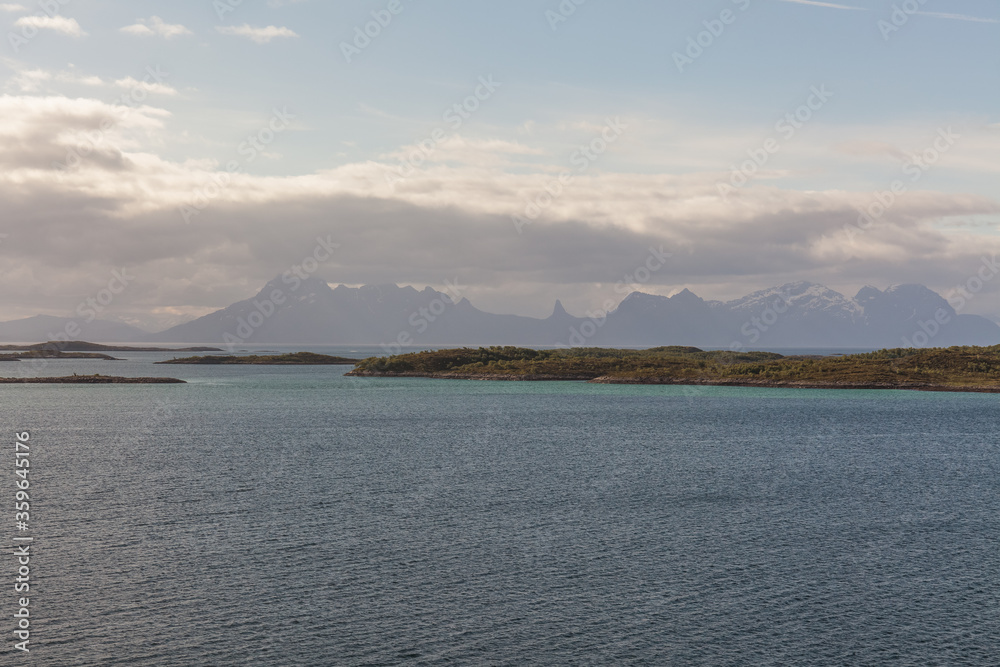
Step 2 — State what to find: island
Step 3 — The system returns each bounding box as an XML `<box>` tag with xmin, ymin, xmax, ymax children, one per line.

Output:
<box><xmin>0</xmin><ymin>342</ymin><xmax>223</xmax><ymax>353</ymax></box>
<box><xmin>345</xmin><ymin>345</ymin><xmax>1000</xmax><ymax>393</ymax></box>
<box><xmin>156</xmin><ymin>352</ymin><xmax>359</xmax><ymax>365</ymax></box>
<box><xmin>0</xmin><ymin>374</ymin><xmax>185</xmax><ymax>384</ymax></box>
<box><xmin>2</xmin><ymin>350</ymin><xmax>122</xmax><ymax>360</ymax></box>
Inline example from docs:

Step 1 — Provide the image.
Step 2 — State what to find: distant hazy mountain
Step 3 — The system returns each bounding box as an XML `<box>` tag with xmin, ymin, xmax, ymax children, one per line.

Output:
<box><xmin>5</xmin><ymin>278</ymin><xmax>998</xmax><ymax>349</ymax></box>
<box><xmin>152</xmin><ymin>276</ymin><xmax>578</xmax><ymax>347</ymax></box>
<box><xmin>146</xmin><ymin>277</ymin><xmax>999</xmax><ymax>349</ymax></box>
<box><xmin>0</xmin><ymin>315</ymin><xmax>151</xmax><ymax>343</ymax></box>
<box><xmin>589</xmin><ymin>281</ymin><xmax>997</xmax><ymax>348</ymax></box>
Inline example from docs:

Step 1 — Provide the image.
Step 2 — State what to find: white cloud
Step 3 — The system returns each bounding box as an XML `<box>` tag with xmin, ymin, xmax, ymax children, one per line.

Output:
<box><xmin>5</xmin><ymin>65</ymin><xmax>103</xmax><ymax>93</ymax></box>
<box><xmin>113</xmin><ymin>76</ymin><xmax>179</xmax><ymax>97</ymax></box>
<box><xmin>3</xmin><ymin>62</ymin><xmax>177</xmax><ymax>96</ymax></box>
<box><xmin>777</xmin><ymin>0</ymin><xmax>868</xmax><ymax>11</ymax></box>
<box><xmin>216</xmin><ymin>24</ymin><xmax>298</xmax><ymax>44</ymax></box>
<box><xmin>7</xmin><ymin>68</ymin><xmax>50</xmax><ymax>92</ymax></box>
<box><xmin>120</xmin><ymin>16</ymin><xmax>192</xmax><ymax>39</ymax></box>
<box><xmin>834</xmin><ymin>140</ymin><xmax>908</xmax><ymax>161</ymax></box>
<box><xmin>13</xmin><ymin>15</ymin><xmax>85</xmax><ymax>36</ymax></box>
<box><xmin>915</xmin><ymin>11</ymin><xmax>998</xmax><ymax>24</ymax></box>
<box><xmin>0</xmin><ymin>3</ymin><xmax>26</xmax><ymax>12</ymax></box>
<box><xmin>383</xmin><ymin>136</ymin><xmax>544</xmax><ymax>170</ymax></box>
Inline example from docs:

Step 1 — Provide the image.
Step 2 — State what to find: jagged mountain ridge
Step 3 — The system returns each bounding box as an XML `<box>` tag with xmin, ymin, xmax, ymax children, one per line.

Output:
<box><xmin>153</xmin><ymin>276</ymin><xmax>579</xmax><ymax>347</ymax></box>
<box><xmin>148</xmin><ymin>277</ymin><xmax>999</xmax><ymax>348</ymax></box>
<box><xmin>2</xmin><ymin>278</ymin><xmax>997</xmax><ymax>348</ymax></box>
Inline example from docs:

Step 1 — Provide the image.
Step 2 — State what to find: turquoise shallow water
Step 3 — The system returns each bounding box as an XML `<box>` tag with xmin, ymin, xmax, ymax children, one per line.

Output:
<box><xmin>2</xmin><ymin>350</ymin><xmax>1000</xmax><ymax>665</ymax></box>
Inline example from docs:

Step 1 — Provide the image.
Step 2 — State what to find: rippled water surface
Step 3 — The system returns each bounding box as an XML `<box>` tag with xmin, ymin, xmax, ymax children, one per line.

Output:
<box><xmin>3</xmin><ymin>351</ymin><xmax>1000</xmax><ymax>665</ymax></box>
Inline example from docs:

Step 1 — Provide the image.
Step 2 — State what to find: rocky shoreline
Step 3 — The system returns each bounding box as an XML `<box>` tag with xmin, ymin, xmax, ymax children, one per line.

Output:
<box><xmin>346</xmin><ymin>370</ymin><xmax>1000</xmax><ymax>393</ymax></box>
<box><xmin>587</xmin><ymin>376</ymin><xmax>1000</xmax><ymax>393</ymax></box>
<box><xmin>346</xmin><ymin>370</ymin><xmax>598</xmax><ymax>381</ymax></box>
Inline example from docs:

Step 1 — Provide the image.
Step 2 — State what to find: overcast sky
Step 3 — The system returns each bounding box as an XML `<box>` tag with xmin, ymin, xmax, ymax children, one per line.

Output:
<box><xmin>1</xmin><ymin>0</ymin><xmax>999</xmax><ymax>330</ymax></box>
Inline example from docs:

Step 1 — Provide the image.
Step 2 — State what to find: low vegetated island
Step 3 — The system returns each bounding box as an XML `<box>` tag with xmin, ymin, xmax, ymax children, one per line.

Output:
<box><xmin>346</xmin><ymin>345</ymin><xmax>1000</xmax><ymax>393</ymax></box>
<box><xmin>0</xmin><ymin>341</ymin><xmax>223</xmax><ymax>353</ymax></box>
<box><xmin>0</xmin><ymin>374</ymin><xmax>186</xmax><ymax>384</ymax></box>
<box><xmin>157</xmin><ymin>352</ymin><xmax>359</xmax><ymax>365</ymax></box>
<box><xmin>0</xmin><ymin>351</ymin><xmax>122</xmax><ymax>361</ymax></box>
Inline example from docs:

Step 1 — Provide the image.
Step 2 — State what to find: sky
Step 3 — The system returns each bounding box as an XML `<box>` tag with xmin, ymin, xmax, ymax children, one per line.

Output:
<box><xmin>1</xmin><ymin>0</ymin><xmax>999</xmax><ymax>330</ymax></box>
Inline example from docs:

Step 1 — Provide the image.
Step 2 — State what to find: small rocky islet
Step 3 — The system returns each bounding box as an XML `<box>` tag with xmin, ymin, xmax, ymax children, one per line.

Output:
<box><xmin>0</xmin><ymin>375</ymin><xmax>185</xmax><ymax>384</ymax></box>
<box><xmin>156</xmin><ymin>352</ymin><xmax>360</xmax><ymax>365</ymax></box>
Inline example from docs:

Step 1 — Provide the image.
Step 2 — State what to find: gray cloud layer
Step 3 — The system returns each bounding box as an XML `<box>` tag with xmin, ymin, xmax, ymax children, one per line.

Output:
<box><xmin>2</xmin><ymin>93</ymin><xmax>1000</xmax><ymax>328</ymax></box>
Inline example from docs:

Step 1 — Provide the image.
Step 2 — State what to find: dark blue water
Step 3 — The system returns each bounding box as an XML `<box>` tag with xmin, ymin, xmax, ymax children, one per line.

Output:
<box><xmin>3</xmin><ymin>352</ymin><xmax>1000</xmax><ymax>665</ymax></box>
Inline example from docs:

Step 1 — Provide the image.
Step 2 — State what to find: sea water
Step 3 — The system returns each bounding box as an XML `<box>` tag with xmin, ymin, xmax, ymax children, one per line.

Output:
<box><xmin>2</xmin><ymin>350</ymin><xmax>998</xmax><ymax>665</ymax></box>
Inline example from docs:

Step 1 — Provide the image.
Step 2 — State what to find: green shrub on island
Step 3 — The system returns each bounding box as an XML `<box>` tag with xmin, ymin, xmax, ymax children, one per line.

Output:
<box><xmin>349</xmin><ymin>345</ymin><xmax>1000</xmax><ymax>390</ymax></box>
<box><xmin>157</xmin><ymin>352</ymin><xmax>359</xmax><ymax>365</ymax></box>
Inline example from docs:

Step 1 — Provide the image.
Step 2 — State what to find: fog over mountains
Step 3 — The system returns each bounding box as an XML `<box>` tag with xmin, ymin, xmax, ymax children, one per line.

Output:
<box><xmin>3</xmin><ymin>277</ymin><xmax>998</xmax><ymax>350</ymax></box>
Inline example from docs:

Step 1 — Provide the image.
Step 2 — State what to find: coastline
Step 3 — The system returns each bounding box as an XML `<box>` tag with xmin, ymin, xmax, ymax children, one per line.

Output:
<box><xmin>346</xmin><ymin>370</ymin><xmax>1000</xmax><ymax>393</ymax></box>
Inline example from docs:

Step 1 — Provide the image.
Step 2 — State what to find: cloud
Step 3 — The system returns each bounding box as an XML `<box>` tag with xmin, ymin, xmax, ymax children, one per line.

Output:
<box><xmin>777</xmin><ymin>0</ymin><xmax>868</xmax><ymax>11</ymax></box>
<box><xmin>382</xmin><ymin>136</ymin><xmax>544</xmax><ymax>171</ymax></box>
<box><xmin>6</xmin><ymin>67</ymin><xmax>52</xmax><ymax>92</ymax></box>
<box><xmin>113</xmin><ymin>77</ymin><xmax>179</xmax><ymax>97</ymax></box>
<box><xmin>2</xmin><ymin>93</ymin><xmax>1000</xmax><ymax>327</ymax></box>
<box><xmin>215</xmin><ymin>24</ymin><xmax>298</xmax><ymax>43</ymax></box>
<box><xmin>915</xmin><ymin>11</ymin><xmax>998</xmax><ymax>24</ymax></box>
<box><xmin>20</xmin><ymin>69</ymin><xmax>103</xmax><ymax>91</ymax></box>
<box><xmin>120</xmin><ymin>16</ymin><xmax>192</xmax><ymax>39</ymax></box>
<box><xmin>0</xmin><ymin>3</ymin><xmax>26</xmax><ymax>12</ymax></box>
<box><xmin>13</xmin><ymin>15</ymin><xmax>85</xmax><ymax>36</ymax></box>
<box><xmin>2</xmin><ymin>62</ymin><xmax>178</xmax><ymax>96</ymax></box>
<box><xmin>833</xmin><ymin>140</ymin><xmax>908</xmax><ymax>161</ymax></box>
<box><xmin>0</xmin><ymin>94</ymin><xmax>170</xmax><ymax>170</ymax></box>
<box><xmin>3</xmin><ymin>63</ymin><xmax>104</xmax><ymax>93</ymax></box>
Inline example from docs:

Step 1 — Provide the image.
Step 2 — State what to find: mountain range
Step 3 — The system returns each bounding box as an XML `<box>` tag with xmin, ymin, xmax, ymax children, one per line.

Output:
<box><xmin>2</xmin><ymin>277</ymin><xmax>996</xmax><ymax>349</ymax></box>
